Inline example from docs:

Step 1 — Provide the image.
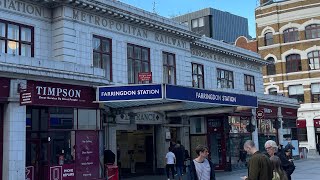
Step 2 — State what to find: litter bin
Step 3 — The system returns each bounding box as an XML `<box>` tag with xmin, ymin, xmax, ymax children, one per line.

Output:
<box><xmin>106</xmin><ymin>164</ymin><xmax>119</xmax><ymax>180</ymax></box>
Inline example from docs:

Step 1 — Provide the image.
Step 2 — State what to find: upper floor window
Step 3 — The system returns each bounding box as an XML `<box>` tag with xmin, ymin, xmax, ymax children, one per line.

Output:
<box><xmin>268</xmin><ymin>88</ymin><xmax>278</xmax><ymax>95</ymax></box>
<box><xmin>305</xmin><ymin>24</ymin><xmax>320</xmax><ymax>39</ymax></box>
<box><xmin>163</xmin><ymin>52</ymin><xmax>176</xmax><ymax>85</ymax></box>
<box><xmin>0</xmin><ymin>19</ymin><xmax>34</xmax><ymax>57</ymax></box>
<box><xmin>244</xmin><ymin>74</ymin><xmax>255</xmax><ymax>92</ymax></box>
<box><xmin>283</xmin><ymin>28</ymin><xmax>299</xmax><ymax>43</ymax></box>
<box><xmin>127</xmin><ymin>44</ymin><xmax>150</xmax><ymax>84</ymax></box>
<box><xmin>308</xmin><ymin>51</ymin><xmax>320</xmax><ymax>70</ymax></box>
<box><xmin>266</xmin><ymin>57</ymin><xmax>276</xmax><ymax>75</ymax></box>
<box><xmin>288</xmin><ymin>85</ymin><xmax>304</xmax><ymax>103</ymax></box>
<box><xmin>264</xmin><ymin>32</ymin><xmax>273</xmax><ymax>46</ymax></box>
<box><xmin>192</xmin><ymin>63</ymin><xmax>204</xmax><ymax>88</ymax></box>
<box><xmin>217</xmin><ymin>69</ymin><xmax>234</xmax><ymax>89</ymax></box>
<box><xmin>191</xmin><ymin>17</ymin><xmax>204</xmax><ymax>28</ymax></box>
<box><xmin>286</xmin><ymin>54</ymin><xmax>302</xmax><ymax>73</ymax></box>
<box><xmin>93</xmin><ymin>35</ymin><xmax>112</xmax><ymax>81</ymax></box>
<box><xmin>311</xmin><ymin>83</ymin><xmax>320</xmax><ymax>103</ymax></box>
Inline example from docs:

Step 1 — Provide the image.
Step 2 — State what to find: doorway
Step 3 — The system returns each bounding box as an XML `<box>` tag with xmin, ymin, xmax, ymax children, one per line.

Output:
<box><xmin>207</xmin><ymin>118</ymin><xmax>227</xmax><ymax>170</ymax></box>
<box><xmin>0</xmin><ymin>104</ymin><xmax>3</xmax><ymax>179</ymax></box>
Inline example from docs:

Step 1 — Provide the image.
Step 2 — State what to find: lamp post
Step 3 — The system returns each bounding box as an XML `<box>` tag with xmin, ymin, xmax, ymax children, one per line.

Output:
<box><xmin>8</xmin><ymin>41</ymin><xmax>18</xmax><ymax>55</ymax></box>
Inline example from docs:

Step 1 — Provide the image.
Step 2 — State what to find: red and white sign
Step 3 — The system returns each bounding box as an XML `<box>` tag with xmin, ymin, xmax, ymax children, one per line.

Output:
<box><xmin>256</xmin><ymin>110</ymin><xmax>264</xmax><ymax>119</ymax></box>
<box><xmin>314</xmin><ymin>119</ymin><xmax>320</xmax><ymax>128</ymax></box>
<box><xmin>25</xmin><ymin>166</ymin><xmax>34</xmax><ymax>180</ymax></box>
<box><xmin>138</xmin><ymin>72</ymin><xmax>152</xmax><ymax>81</ymax></box>
<box><xmin>20</xmin><ymin>91</ymin><xmax>32</xmax><ymax>105</ymax></box>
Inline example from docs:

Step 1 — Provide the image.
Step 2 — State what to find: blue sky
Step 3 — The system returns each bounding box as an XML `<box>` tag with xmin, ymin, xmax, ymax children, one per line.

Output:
<box><xmin>119</xmin><ymin>0</ymin><xmax>258</xmax><ymax>37</ymax></box>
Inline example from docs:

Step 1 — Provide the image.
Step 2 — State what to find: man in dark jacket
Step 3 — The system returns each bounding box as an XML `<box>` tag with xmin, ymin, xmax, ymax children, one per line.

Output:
<box><xmin>241</xmin><ymin>140</ymin><xmax>273</xmax><ymax>180</ymax></box>
<box><xmin>173</xmin><ymin>140</ymin><xmax>185</xmax><ymax>180</ymax></box>
<box><xmin>188</xmin><ymin>145</ymin><xmax>215</xmax><ymax>180</ymax></box>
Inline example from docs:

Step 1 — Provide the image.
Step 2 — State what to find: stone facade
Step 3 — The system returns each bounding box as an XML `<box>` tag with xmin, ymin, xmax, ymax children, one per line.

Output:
<box><xmin>256</xmin><ymin>0</ymin><xmax>320</xmax><ymax>156</ymax></box>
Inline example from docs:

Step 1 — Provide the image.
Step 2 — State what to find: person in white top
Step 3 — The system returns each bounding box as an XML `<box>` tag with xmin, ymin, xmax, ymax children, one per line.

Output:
<box><xmin>166</xmin><ymin>147</ymin><xmax>176</xmax><ymax>180</ymax></box>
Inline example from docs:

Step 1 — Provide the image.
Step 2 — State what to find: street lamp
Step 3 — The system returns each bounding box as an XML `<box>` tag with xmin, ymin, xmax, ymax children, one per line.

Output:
<box><xmin>8</xmin><ymin>41</ymin><xmax>18</xmax><ymax>55</ymax></box>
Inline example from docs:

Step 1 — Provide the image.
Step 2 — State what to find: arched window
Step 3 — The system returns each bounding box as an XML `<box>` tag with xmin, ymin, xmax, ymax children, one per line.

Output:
<box><xmin>264</xmin><ymin>32</ymin><xmax>273</xmax><ymax>46</ymax></box>
<box><xmin>308</xmin><ymin>51</ymin><xmax>320</xmax><ymax>70</ymax></box>
<box><xmin>305</xmin><ymin>24</ymin><xmax>320</xmax><ymax>39</ymax></box>
<box><xmin>268</xmin><ymin>88</ymin><xmax>278</xmax><ymax>95</ymax></box>
<box><xmin>266</xmin><ymin>57</ymin><xmax>276</xmax><ymax>75</ymax></box>
<box><xmin>286</xmin><ymin>54</ymin><xmax>302</xmax><ymax>73</ymax></box>
<box><xmin>283</xmin><ymin>28</ymin><xmax>299</xmax><ymax>43</ymax></box>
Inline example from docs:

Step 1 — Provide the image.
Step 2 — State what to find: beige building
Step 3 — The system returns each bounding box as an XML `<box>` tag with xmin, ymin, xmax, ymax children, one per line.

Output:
<box><xmin>255</xmin><ymin>0</ymin><xmax>320</xmax><ymax>156</ymax></box>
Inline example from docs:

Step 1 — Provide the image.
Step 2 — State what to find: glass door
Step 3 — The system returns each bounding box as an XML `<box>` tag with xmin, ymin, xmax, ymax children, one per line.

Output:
<box><xmin>207</xmin><ymin>118</ymin><xmax>226</xmax><ymax>170</ymax></box>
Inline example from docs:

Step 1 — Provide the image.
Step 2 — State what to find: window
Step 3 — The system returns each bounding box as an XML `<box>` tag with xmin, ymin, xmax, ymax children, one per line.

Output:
<box><xmin>127</xmin><ymin>44</ymin><xmax>150</xmax><ymax>84</ymax></box>
<box><xmin>182</xmin><ymin>21</ymin><xmax>189</xmax><ymax>26</ymax></box>
<box><xmin>268</xmin><ymin>88</ymin><xmax>278</xmax><ymax>95</ymax></box>
<box><xmin>288</xmin><ymin>85</ymin><xmax>304</xmax><ymax>103</ymax></box>
<box><xmin>298</xmin><ymin>128</ymin><xmax>308</xmax><ymax>141</ymax></box>
<box><xmin>286</xmin><ymin>54</ymin><xmax>302</xmax><ymax>73</ymax></box>
<box><xmin>266</xmin><ymin>57</ymin><xmax>276</xmax><ymax>75</ymax></box>
<box><xmin>308</xmin><ymin>51</ymin><xmax>320</xmax><ymax>70</ymax></box>
<box><xmin>0</xmin><ymin>19</ymin><xmax>34</xmax><ymax>57</ymax></box>
<box><xmin>311</xmin><ymin>83</ymin><xmax>320</xmax><ymax>103</ymax></box>
<box><xmin>264</xmin><ymin>32</ymin><xmax>273</xmax><ymax>46</ymax></box>
<box><xmin>192</xmin><ymin>63</ymin><xmax>204</xmax><ymax>88</ymax></box>
<box><xmin>244</xmin><ymin>75</ymin><xmax>255</xmax><ymax>92</ymax></box>
<box><xmin>163</xmin><ymin>52</ymin><xmax>176</xmax><ymax>85</ymax></box>
<box><xmin>93</xmin><ymin>35</ymin><xmax>112</xmax><ymax>80</ymax></box>
<box><xmin>305</xmin><ymin>24</ymin><xmax>320</xmax><ymax>39</ymax></box>
<box><xmin>217</xmin><ymin>69</ymin><xmax>234</xmax><ymax>89</ymax></box>
<box><xmin>191</xmin><ymin>17</ymin><xmax>204</xmax><ymax>28</ymax></box>
<box><xmin>283</xmin><ymin>28</ymin><xmax>299</xmax><ymax>43</ymax></box>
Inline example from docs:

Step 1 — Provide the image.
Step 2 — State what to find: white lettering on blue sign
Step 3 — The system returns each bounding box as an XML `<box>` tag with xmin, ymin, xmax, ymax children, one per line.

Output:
<box><xmin>195</xmin><ymin>92</ymin><xmax>237</xmax><ymax>102</ymax></box>
<box><xmin>101</xmin><ymin>89</ymin><xmax>160</xmax><ymax>97</ymax></box>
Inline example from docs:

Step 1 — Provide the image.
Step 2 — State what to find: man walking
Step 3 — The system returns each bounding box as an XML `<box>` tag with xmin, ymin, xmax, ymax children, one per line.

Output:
<box><xmin>188</xmin><ymin>145</ymin><xmax>216</xmax><ymax>180</ymax></box>
<box><xmin>241</xmin><ymin>140</ymin><xmax>273</xmax><ymax>180</ymax></box>
<box><xmin>173</xmin><ymin>140</ymin><xmax>185</xmax><ymax>180</ymax></box>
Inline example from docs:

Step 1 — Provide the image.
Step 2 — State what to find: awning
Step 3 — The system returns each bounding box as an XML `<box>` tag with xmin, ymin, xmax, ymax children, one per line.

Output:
<box><xmin>96</xmin><ymin>84</ymin><xmax>258</xmax><ymax>113</ymax></box>
<box><xmin>296</xmin><ymin>119</ymin><xmax>306</xmax><ymax>128</ymax></box>
<box><xmin>314</xmin><ymin>119</ymin><xmax>320</xmax><ymax>128</ymax></box>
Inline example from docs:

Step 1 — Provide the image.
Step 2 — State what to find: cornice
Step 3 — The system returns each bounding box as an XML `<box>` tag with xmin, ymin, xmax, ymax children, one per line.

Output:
<box><xmin>192</xmin><ymin>37</ymin><xmax>268</xmax><ymax>66</ymax></box>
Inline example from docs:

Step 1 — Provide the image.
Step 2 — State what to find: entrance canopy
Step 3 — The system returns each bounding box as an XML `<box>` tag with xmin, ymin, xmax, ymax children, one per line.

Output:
<box><xmin>96</xmin><ymin>84</ymin><xmax>257</xmax><ymax>113</ymax></box>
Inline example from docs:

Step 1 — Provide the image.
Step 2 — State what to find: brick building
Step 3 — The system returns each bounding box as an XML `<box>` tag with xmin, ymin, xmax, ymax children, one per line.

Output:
<box><xmin>254</xmin><ymin>0</ymin><xmax>320</xmax><ymax>156</ymax></box>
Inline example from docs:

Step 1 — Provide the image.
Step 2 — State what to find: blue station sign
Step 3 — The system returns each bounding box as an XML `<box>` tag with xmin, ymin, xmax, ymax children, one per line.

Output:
<box><xmin>98</xmin><ymin>84</ymin><xmax>163</xmax><ymax>102</ymax></box>
<box><xmin>97</xmin><ymin>84</ymin><xmax>258</xmax><ymax>107</ymax></box>
<box><xmin>165</xmin><ymin>84</ymin><xmax>257</xmax><ymax>107</ymax></box>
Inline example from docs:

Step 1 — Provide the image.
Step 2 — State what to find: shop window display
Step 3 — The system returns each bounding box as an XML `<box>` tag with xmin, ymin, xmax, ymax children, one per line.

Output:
<box><xmin>228</xmin><ymin>116</ymin><xmax>251</xmax><ymax>169</ymax></box>
<box><xmin>258</xmin><ymin>118</ymin><xmax>277</xmax><ymax>151</ymax></box>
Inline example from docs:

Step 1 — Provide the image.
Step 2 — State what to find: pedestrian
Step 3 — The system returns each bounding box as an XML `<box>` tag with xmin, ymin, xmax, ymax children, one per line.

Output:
<box><xmin>173</xmin><ymin>140</ymin><xmax>185</xmax><ymax>180</ymax></box>
<box><xmin>270</xmin><ymin>156</ymin><xmax>288</xmax><ymax>180</ymax></box>
<box><xmin>284</xmin><ymin>140</ymin><xmax>295</xmax><ymax>159</ymax></box>
<box><xmin>166</xmin><ymin>147</ymin><xmax>176</xmax><ymax>180</ymax></box>
<box><xmin>241</xmin><ymin>140</ymin><xmax>273</xmax><ymax>180</ymax></box>
<box><xmin>188</xmin><ymin>145</ymin><xmax>216</xmax><ymax>180</ymax></box>
<box><xmin>316</xmin><ymin>142</ymin><xmax>320</xmax><ymax>155</ymax></box>
<box><xmin>265</xmin><ymin>140</ymin><xmax>295</xmax><ymax>180</ymax></box>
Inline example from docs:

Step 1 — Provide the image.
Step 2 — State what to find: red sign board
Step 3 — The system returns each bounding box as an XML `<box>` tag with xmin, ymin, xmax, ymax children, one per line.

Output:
<box><xmin>138</xmin><ymin>72</ymin><xmax>152</xmax><ymax>81</ymax></box>
<box><xmin>282</xmin><ymin>107</ymin><xmax>298</xmax><ymax>118</ymax></box>
<box><xmin>75</xmin><ymin>131</ymin><xmax>99</xmax><ymax>179</ymax></box>
<box><xmin>296</xmin><ymin>119</ymin><xmax>306</xmax><ymax>128</ymax></box>
<box><xmin>314</xmin><ymin>119</ymin><xmax>320</xmax><ymax>128</ymax></box>
<box><xmin>0</xmin><ymin>77</ymin><xmax>10</xmax><ymax>101</ymax></box>
<box><xmin>20</xmin><ymin>80</ymin><xmax>97</xmax><ymax>108</ymax></box>
<box><xmin>257</xmin><ymin>105</ymin><xmax>278</xmax><ymax>118</ymax></box>
<box><xmin>49</xmin><ymin>164</ymin><xmax>75</xmax><ymax>180</ymax></box>
<box><xmin>25</xmin><ymin>166</ymin><xmax>34</xmax><ymax>180</ymax></box>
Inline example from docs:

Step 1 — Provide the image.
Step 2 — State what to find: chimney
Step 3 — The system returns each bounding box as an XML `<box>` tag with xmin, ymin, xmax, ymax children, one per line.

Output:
<box><xmin>260</xmin><ymin>0</ymin><xmax>272</xmax><ymax>5</ymax></box>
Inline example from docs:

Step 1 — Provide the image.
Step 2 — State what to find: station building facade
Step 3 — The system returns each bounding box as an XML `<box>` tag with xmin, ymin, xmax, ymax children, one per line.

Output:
<box><xmin>0</xmin><ymin>0</ymin><xmax>298</xmax><ymax>179</ymax></box>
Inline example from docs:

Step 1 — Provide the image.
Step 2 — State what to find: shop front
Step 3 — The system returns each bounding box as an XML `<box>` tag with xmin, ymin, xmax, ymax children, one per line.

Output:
<box><xmin>0</xmin><ymin>77</ymin><xmax>10</xmax><ymax>179</ymax></box>
<box><xmin>21</xmin><ymin>80</ymin><xmax>102</xmax><ymax>180</ymax></box>
<box><xmin>256</xmin><ymin>105</ymin><xmax>279</xmax><ymax>151</ymax></box>
<box><xmin>314</xmin><ymin>119</ymin><xmax>320</xmax><ymax>144</ymax></box>
<box><xmin>96</xmin><ymin>84</ymin><xmax>258</xmax><ymax>173</ymax></box>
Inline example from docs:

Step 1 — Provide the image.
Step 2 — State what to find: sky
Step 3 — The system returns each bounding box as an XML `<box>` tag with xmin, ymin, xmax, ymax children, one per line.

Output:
<box><xmin>119</xmin><ymin>0</ymin><xmax>259</xmax><ymax>37</ymax></box>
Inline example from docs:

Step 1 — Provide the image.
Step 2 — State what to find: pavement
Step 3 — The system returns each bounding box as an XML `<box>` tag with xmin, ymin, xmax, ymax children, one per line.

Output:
<box><xmin>121</xmin><ymin>159</ymin><xmax>320</xmax><ymax>180</ymax></box>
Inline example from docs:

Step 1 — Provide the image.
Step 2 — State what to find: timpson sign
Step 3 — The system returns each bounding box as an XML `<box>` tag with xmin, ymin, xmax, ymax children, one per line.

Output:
<box><xmin>20</xmin><ymin>80</ymin><xmax>97</xmax><ymax>108</ymax></box>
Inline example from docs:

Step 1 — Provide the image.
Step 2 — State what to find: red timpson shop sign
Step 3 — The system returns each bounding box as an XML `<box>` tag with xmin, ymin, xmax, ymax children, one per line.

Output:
<box><xmin>20</xmin><ymin>81</ymin><xmax>98</xmax><ymax>108</ymax></box>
